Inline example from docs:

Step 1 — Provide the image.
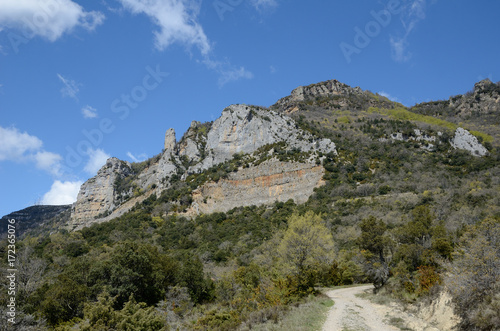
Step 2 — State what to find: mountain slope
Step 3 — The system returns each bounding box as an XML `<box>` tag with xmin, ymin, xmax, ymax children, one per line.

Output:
<box><xmin>4</xmin><ymin>78</ymin><xmax>498</xmax><ymax>234</ymax></box>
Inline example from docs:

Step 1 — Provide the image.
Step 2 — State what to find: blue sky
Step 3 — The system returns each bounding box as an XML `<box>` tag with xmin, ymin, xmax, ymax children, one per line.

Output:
<box><xmin>0</xmin><ymin>0</ymin><xmax>499</xmax><ymax>216</ymax></box>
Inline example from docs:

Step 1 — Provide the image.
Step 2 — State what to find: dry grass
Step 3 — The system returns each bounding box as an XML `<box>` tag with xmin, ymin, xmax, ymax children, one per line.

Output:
<box><xmin>239</xmin><ymin>294</ymin><xmax>334</xmax><ymax>331</ymax></box>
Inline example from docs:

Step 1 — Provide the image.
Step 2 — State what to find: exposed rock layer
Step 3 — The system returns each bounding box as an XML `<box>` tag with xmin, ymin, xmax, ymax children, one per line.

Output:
<box><xmin>187</xmin><ymin>159</ymin><xmax>325</xmax><ymax>215</ymax></box>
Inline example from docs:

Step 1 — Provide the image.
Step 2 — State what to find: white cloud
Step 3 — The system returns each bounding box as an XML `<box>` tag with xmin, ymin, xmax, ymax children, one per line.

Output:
<box><xmin>57</xmin><ymin>73</ymin><xmax>80</xmax><ymax>100</ymax></box>
<box><xmin>82</xmin><ymin>105</ymin><xmax>97</xmax><ymax>119</ymax></box>
<box><xmin>117</xmin><ymin>0</ymin><xmax>210</xmax><ymax>54</ymax></box>
<box><xmin>218</xmin><ymin>66</ymin><xmax>254</xmax><ymax>87</ymax></box>
<box><xmin>0</xmin><ymin>125</ymin><xmax>67</xmax><ymax>178</ymax></box>
<box><xmin>0</xmin><ymin>0</ymin><xmax>104</xmax><ymax>42</ymax></box>
<box><xmin>251</xmin><ymin>0</ymin><xmax>278</xmax><ymax>11</ymax></box>
<box><xmin>0</xmin><ymin>126</ymin><xmax>65</xmax><ymax>176</ymax></box>
<box><xmin>117</xmin><ymin>0</ymin><xmax>253</xmax><ymax>86</ymax></box>
<box><xmin>0</xmin><ymin>126</ymin><xmax>42</xmax><ymax>160</ymax></box>
<box><xmin>378</xmin><ymin>91</ymin><xmax>400</xmax><ymax>103</ymax></box>
<box><xmin>390</xmin><ymin>0</ymin><xmax>429</xmax><ymax>63</ymax></box>
<box><xmin>42</xmin><ymin>180</ymin><xmax>83</xmax><ymax>205</ymax></box>
<box><xmin>34</xmin><ymin>151</ymin><xmax>62</xmax><ymax>176</ymax></box>
<box><xmin>203</xmin><ymin>57</ymin><xmax>254</xmax><ymax>87</ymax></box>
<box><xmin>127</xmin><ymin>152</ymin><xmax>147</xmax><ymax>163</ymax></box>
<box><xmin>390</xmin><ymin>36</ymin><xmax>411</xmax><ymax>62</ymax></box>
<box><xmin>84</xmin><ymin>148</ymin><xmax>110</xmax><ymax>175</ymax></box>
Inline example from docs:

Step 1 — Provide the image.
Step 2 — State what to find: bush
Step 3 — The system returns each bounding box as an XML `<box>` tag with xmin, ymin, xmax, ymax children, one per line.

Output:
<box><xmin>447</xmin><ymin>218</ymin><xmax>500</xmax><ymax>330</ymax></box>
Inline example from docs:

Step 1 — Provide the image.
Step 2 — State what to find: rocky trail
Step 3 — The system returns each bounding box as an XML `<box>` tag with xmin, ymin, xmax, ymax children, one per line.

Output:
<box><xmin>322</xmin><ymin>285</ymin><xmax>442</xmax><ymax>331</ymax></box>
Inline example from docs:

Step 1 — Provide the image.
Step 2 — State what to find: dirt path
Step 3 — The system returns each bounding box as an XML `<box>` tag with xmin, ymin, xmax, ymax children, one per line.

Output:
<box><xmin>322</xmin><ymin>285</ymin><xmax>442</xmax><ymax>331</ymax></box>
<box><xmin>322</xmin><ymin>285</ymin><xmax>399</xmax><ymax>331</ymax></box>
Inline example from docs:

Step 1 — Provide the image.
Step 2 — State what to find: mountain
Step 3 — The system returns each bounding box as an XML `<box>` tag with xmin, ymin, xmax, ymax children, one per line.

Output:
<box><xmin>4</xmin><ymin>78</ymin><xmax>500</xmax><ymax>331</ymax></box>
<box><xmin>0</xmin><ymin>205</ymin><xmax>71</xmax><ymax>237</ymax></box>
<box><xmin>3</xmin><ymin>78</ymin><xmax>497</xmax><ymax>234</ymax></box>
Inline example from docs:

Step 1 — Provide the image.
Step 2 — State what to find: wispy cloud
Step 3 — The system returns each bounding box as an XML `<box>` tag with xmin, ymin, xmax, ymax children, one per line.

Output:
<box><xmin>0</xmin><ymin>0</ymin><xmax>104</xmax><ymax>42</ymax></box>
<box><xmin>0</xmin><ymin>126</ymin><xmax>63</xmax><ymax>176</ymax></box>
<box><xmin>389</xmin><ymin>37</ymin><xmax>411</xmax><ymax>63</ymax></box>
<box><xmin>203</xmin><ymin>57</ymin><xmax>254</xmax><ymax>87</ymax></box>
<box><xmin>42</xmin><ymin>180</ymin><xmax>83</xmax><ymax>205</ymax></box>
<box><xmin>81</xmin><ymin>105</ymin><xmax>98</xmax><ymax>119</ymax></box>
<box><xmin>127</xmin><ymin>152</ymin><xmax>147</xmax><ymax>163</ymax></box>
<box><xmin>118</xmin><ymin>0</ymin><xmax>252</xmax><ymax>86</ymax></box>
<box><xmin>390</xmin><ymin>0</ymin><xmax>429</xmax><ymax>63</ymax></box>
<box><xmin>117</xmin><ymin>0</ymin><xmax>210</xmax><ymax>54</ymax></box>
<box><xmin>83</xmin><ymin>148</ymin><xmax>110</xmax><ymax>175</ymax></box>
<box><xmin>57</xmin><ymin>74</ymin><xmax>80</xmax><ymax>100</ymax></box>
<box><xmin>378</xmin><ymin>91</ymin><xmax>400</xmax><ymax>103</ymax></box>
<box><xmin>251</xmin><ymin>0</ymin><xmax>278</xmax><ymax>11</ymax></box>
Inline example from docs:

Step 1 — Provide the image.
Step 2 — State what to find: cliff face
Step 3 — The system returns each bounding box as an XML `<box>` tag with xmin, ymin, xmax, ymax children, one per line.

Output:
<box><xmin>191</xmin><ymin>104</ymin><xmax>336</xmax><ymax>171</ymax></box>
<box><xmin>68</xmin><ymin>104</ymin><xmax>337</xmax><ymax>229</ymax></box>
<box><xmin>187</xmin><ymin>159</ymin><xmax>325</xmax><ymax>215</ymax></box>
<box><xmin>69</xmin><ymin>158</ymin><xmax>133</xmax><ymax>229</ymax></box>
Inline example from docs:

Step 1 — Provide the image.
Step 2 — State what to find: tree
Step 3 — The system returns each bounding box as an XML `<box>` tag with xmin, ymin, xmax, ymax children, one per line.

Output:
<box><xmin>40</xmin><ymin>275</ymin><xmax>88</xmax><ymax>325</ymax></box>
<box><xmin>105</xmin><ymin>242</ymin><xmax>178</xmax><ymax>307</ymax></box>
<box><xmin>179</xmin><ymin>254</ymin><xmax>214</xmax><ymax>304</ymax></box>
<box><xmin>447</xmin><ymin>218</ymin><xmax>500</xmax><ymax>330</ymax></box>
<box><xmin>82</xmin><ymin>292</ymin><xmax>168</xmax><ymax>331</ymax></box>
<box><xmin>17</xmin><ymin>247</ymin><xmax>46</xmax><ymax>302</ymax></box>
<box><xmin>357</xmin><ymin>216</ymin><xmax>391</xmax><ymax>292</ymax></box>
<box><xmin>278</xmin><ymin>211</ymin><xmax>335</xmax><ymax>291</ymax></box>
<box><xmin>357</xmin><ymin>216</ymin><xmax>389</xmax><ymax>263</ymax></box>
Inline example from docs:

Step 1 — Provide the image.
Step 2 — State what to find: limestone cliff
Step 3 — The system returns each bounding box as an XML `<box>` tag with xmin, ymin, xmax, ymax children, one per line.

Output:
<box><xmin>190</xmin><ymin>104</ymin><xmax>336</xmax><ymax>172</ymax></box>
<box><xmin>68</xmin><ymin>103</ymin><xmax>337</xmax><ymax>229</ymax></box>
<box><xmin>186</xmin><ymin>159</ymin><xmax>325</xmax><ymax>216</ymax></box>
<box><xmin>69</xmin><ymin>158</ymin><xmax>133</xmax><ymax>229</ymax></box>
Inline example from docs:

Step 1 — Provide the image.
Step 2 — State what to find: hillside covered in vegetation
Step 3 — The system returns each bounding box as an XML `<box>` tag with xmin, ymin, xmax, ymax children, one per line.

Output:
<box><xmin>1</xmin><ymin>78</ymin><xmax>499</xmax><ymax>330</ymax></box>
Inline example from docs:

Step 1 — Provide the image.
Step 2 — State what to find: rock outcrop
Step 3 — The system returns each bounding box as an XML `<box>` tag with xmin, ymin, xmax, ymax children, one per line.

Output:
<box><xmin>451</xmin><ymin>128</ymin><xmax>488</xmax><ymax>156</ymax></box>
<box><xmin>187</xmin><ymin>159</ymin><xmax>325</xmax><ymax>215</ymax></box>
<box><xmin>449</xmin><ymin>79</ymin><xmax>500</xmax><ymax>116</ymax></box>
<box><xmin>272</xmin><ymin>80</ymin><xmax>398</xmax><ymax>114</ymax></box>
<box><xmin>69</xmin><ymin>104</ymin><xmax>337</xmax><ymax>229</ymax></box>
<box><xmin>190</xmin><ymin>104</ymin><xmax>336</xmax><ymax>172</ymax></box>
<box><xmin>274</xmin><ymin>80</ymin><xmax>363</xmax><ymax>106</ymax></box>
<box><xmin>412</xmin><ymin>79</ymin><xmax>500</xmax><ymax>119</ymax></box>
<box><xmin>164</xmin><ymin>128</ymin><xmax>176</xmax><ymax>152</ymax></box>
<box><xmin>69</xmin><ymin>158</ymin><xmax>132</xmax><ymax>229</ymax></box>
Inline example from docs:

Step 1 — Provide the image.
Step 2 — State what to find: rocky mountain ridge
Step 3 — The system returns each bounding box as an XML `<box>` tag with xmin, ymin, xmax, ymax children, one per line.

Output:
<box><xmin>0</xmin><ymin>205</ymin><xmax>71</xmax><ymax>237</ymax></box>
<box><xmin>413</xmin><ymin>79</ymin><xmax>500</xmax><ymax>118</ymax></box>
<box><xmin>3</xmin><ymin>78</ymin><xmax>496</xmax><ymax>233</ymax></box>
<box><xmin>68</xmin><ymin>104</ymin><xmax>337</xmax><ymax>230</ymax></box>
